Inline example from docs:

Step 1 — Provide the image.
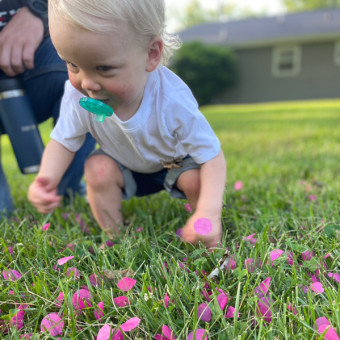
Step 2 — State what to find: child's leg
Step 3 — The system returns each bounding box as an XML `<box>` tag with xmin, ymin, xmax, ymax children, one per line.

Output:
<box><xmin>84</xmin><ymin>154</ymin><xmax>124</xmax><ymax>237</ymax></box>
<box><xmin>176</xmin><ymin>169</ymin><xmax>222</xmax><ymax>249</ymax></box>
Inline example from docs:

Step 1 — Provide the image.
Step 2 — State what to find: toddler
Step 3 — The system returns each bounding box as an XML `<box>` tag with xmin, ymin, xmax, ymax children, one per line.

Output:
<box><xmin>28</xmin><ymin>0</ymin><xmax>226</xmax><ymax>249</ymax></box>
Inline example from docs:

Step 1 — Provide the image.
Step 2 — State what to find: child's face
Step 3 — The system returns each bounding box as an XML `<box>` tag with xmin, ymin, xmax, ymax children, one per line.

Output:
<box><xmin>50</xmin><ymin>14</ymin><xmax>160</xmax><ymax>118</ymax></box>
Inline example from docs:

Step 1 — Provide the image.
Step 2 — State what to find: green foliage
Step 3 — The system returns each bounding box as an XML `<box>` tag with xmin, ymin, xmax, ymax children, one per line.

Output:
<box><xmin>167</xmin><ymin>0</ymin><xmax>261</xmax><ymax>31</ymax></box>
<box><xmin>283</xmin><ymin>0</ymin><xmax>340</xmax><ymax>12</ymax></box>
<box><xmin>178</xmin><ymin>0</ymin><xmax>241</xmax><ymax>28</ymax></box>
<box><xmin>181</xmin><ymin>0</ymin><xmax>207</xmax><ymax>28</ymax></box>
<box><xmin>171</xmin><ymin>41</ymin><xmax>237</xmax><ymax>106</ymax></box>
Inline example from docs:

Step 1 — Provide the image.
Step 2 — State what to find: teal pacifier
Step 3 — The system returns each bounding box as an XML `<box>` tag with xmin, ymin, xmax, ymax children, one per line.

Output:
<box><xmin>79</xmin><ymin>97</ymin><xmax>113</xmax><ymax>122</ymax></box>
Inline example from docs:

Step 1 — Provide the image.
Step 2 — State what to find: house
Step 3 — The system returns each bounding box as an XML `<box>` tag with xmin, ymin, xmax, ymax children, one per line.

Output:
<box><xmin>178</xmin><ymin>8</ymin><xmax>340</xmax><ymax>104</ymax></box>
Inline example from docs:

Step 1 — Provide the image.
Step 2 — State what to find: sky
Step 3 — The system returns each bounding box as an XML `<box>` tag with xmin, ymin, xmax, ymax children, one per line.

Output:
<box><xmin>165</xmin><ymin>0</ymin><xmax>286</xmax><ymax>32</ymax></box>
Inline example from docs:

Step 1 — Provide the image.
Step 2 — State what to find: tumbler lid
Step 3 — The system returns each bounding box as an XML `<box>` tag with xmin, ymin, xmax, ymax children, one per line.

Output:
<box><xmin>0</xmin><ymin>78</ymin><xmax>24</xmax><ymax>92</ymax></box>
<box><xmin>79</xmin><ymin>97</ymin><xmax>113</xmax><ymax>122</ymax></box>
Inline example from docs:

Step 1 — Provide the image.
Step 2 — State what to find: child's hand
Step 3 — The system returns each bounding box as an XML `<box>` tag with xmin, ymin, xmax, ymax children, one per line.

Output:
<box><xmin>181</xmin><ymin>211</ymin><xmax>222</xmax><ymax>250</ymax></box>
<box><xmin>28</xmin><ymin>177</ymin><xmax>61</xmax><ymax>213</ymax></box>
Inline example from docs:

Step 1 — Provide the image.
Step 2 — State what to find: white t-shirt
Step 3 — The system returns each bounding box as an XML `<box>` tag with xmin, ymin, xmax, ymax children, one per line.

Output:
<box><xmin>51</xmin><ymin>66</ymin><xmax>221</xmax><ymax>173</ymax></box>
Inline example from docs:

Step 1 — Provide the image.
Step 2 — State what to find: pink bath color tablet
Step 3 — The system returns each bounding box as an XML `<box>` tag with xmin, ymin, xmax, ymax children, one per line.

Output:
<box><xmin>194</xmin><ymin>218</ymin><xmax>213</xmax><ymax>235</ymax></box>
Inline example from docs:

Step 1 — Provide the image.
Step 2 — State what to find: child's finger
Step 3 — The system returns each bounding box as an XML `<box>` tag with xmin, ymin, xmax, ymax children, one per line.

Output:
<box><xmin>36</xmin><ymin>198</ymin><xmax>61</xmax><ymax>214</ymax></box>
<box><xmin>36</xmin><ymin>177</ymin><xmax>54</xmax><ymax>191</ymax></box>
<box><xmin>30</xmin><ymin>188</ymin><xmax>61</xmax><ymax>208</ymax></box>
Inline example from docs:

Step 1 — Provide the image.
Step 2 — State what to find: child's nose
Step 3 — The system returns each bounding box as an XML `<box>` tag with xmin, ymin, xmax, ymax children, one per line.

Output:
<box><xmin>81</xmin><ymin>76</ymin><xmax>101</xmax><ymax>93</ymax></box>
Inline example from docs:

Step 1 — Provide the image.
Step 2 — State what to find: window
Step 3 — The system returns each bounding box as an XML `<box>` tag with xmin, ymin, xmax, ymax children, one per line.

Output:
<box><xmin>272</xmin><ymin>45</ymin><xmax>301</xmax><ymax>77</ymax></box>
<box><xmin>333</xmin><ymin>41</ymin><xmax>340</xmax><ymax>65</ymax></box>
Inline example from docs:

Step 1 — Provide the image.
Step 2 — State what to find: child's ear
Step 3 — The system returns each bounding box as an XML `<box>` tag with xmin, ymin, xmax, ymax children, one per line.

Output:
<box><xmin>146</xmin><ymin>37</ymin><xmax>163</xmax><ymax>72</ymax></box>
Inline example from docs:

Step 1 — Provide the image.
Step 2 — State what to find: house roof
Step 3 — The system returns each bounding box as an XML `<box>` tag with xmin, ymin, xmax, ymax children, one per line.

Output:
<box><xmin>178</xmin><ymin>8</ymin><xmax>340</xmax><ymax>49</ymax></box>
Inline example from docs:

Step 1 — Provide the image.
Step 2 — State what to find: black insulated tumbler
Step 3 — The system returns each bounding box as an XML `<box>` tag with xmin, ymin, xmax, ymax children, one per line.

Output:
<box><xmin>0</xmin><ymin>78</ymin><xmax>44</xmax><ymax>174</ymax></box>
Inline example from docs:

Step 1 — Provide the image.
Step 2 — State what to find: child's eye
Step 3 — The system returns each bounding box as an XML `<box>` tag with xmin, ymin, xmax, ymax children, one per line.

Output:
<box><xmin>66</xmin><ymin>61</ymin><xmax>78</xmax><ymax>70</ymax></box>
<box><xmin>97</xmin><ymin>66</ymin><xmax>112</xmax><ymax>72</ymax></box>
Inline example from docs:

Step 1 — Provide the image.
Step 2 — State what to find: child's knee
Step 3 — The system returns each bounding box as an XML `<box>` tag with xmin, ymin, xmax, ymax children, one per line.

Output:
<box><xmin>85</xmin><ymin>155</ymin><xmax>122</xmax><ymax>189</ymax></box>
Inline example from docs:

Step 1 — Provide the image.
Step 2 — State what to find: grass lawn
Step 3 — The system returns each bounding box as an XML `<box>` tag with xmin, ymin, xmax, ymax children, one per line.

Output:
<box><xmin>0</xmin><ymin>99</ymin><xmax>339</xmax><ymax>339</ymax></box>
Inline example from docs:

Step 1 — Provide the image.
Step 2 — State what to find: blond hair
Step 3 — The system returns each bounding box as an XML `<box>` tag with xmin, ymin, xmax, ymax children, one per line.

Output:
<box><xmin>48</xmin><ymin>0</ymin><xmax>181</xmax><ymax>65</ymax></box>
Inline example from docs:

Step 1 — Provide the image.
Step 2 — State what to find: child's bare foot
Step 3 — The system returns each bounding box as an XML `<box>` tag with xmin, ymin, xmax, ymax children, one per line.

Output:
<box><xmin>181</xmin><ymin>213</ymin><xmax>222</xmax><ymax>251</ymax></box>
<box><xmin>101</xmin><ymin>218</ymin><xmax>131</xmax><ymax>241</ymax></box>
<box><xmin>102</xmin><ymin>224</ymin><xmax>122</xmax><ymax>240</ymax></box>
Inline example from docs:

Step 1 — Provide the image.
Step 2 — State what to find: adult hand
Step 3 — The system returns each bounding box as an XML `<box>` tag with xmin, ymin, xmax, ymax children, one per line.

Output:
<box><xmin>0</xmin><ymin>7</ymin><xmax>44</xmax><ymax>77</ymax></box>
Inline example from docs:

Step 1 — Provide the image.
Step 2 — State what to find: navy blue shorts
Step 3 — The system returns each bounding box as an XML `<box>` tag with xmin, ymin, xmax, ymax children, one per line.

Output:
<box><xmin>88</xmin><ymin>149</ymin><xmax>200</xmax><ymax>200</ymax></box>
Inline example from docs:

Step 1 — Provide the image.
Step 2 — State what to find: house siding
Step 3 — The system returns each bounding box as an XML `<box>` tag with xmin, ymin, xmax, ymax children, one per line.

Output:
<box><xmin>215</xmin><ymin>40</ymin><xmax>340</xmax><ymax>104</ymax></box>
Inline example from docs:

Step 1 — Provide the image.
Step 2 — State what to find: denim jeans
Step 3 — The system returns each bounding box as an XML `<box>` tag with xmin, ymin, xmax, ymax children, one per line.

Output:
<box><xmin>0</xmin><ymin>37</ymin><xmax>96</xmax><ymax>214</ymax></box>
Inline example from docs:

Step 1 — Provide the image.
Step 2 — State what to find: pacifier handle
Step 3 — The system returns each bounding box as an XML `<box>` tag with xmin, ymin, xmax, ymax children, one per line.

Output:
<box><xmin>79</xmin><ymin>97</ymin><xmax>113</xmax><ymax>122</ymax></box>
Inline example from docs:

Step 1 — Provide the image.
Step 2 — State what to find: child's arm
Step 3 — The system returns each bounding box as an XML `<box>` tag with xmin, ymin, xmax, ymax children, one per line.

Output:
<box><xmin>181</xmin><ymin>149</ymin><xmax>226</xmax><ymax>249</ymax></box>
<box><xmin>28</xmin><ymin>139</ymin><xmax>75</xmax><ymax>213</ymax></box>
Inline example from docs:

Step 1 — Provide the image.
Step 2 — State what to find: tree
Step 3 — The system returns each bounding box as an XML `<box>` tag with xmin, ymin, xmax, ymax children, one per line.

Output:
<box><xmin>167</xmin><ymin>0</ymin><xmax>258</xmax><ymax>31</ymax></box>
<box><xmin>180</xmin><ymin>0</ymin><xmax>239</xmax><ymax>28</ymax></box>
<box><xmin>282</xmin><ymin>0</ymin><xmax>340</xmax><ymax>12</ymax></box>
<box><xmin>170</xmin><ymin>41</ymin><xmax>237</xmax><ymax>106</ymax></box>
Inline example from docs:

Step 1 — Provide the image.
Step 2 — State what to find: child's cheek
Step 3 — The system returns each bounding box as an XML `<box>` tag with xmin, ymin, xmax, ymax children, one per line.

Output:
<box><xmin>68</xmin><ymin>73</ymin><xmax>83</xmax><ymax>93</ymax></box>
<box><xmin>104</xmin><ymin>82</ymin><xmax>130</xmax><ymax>99</ymax></box>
